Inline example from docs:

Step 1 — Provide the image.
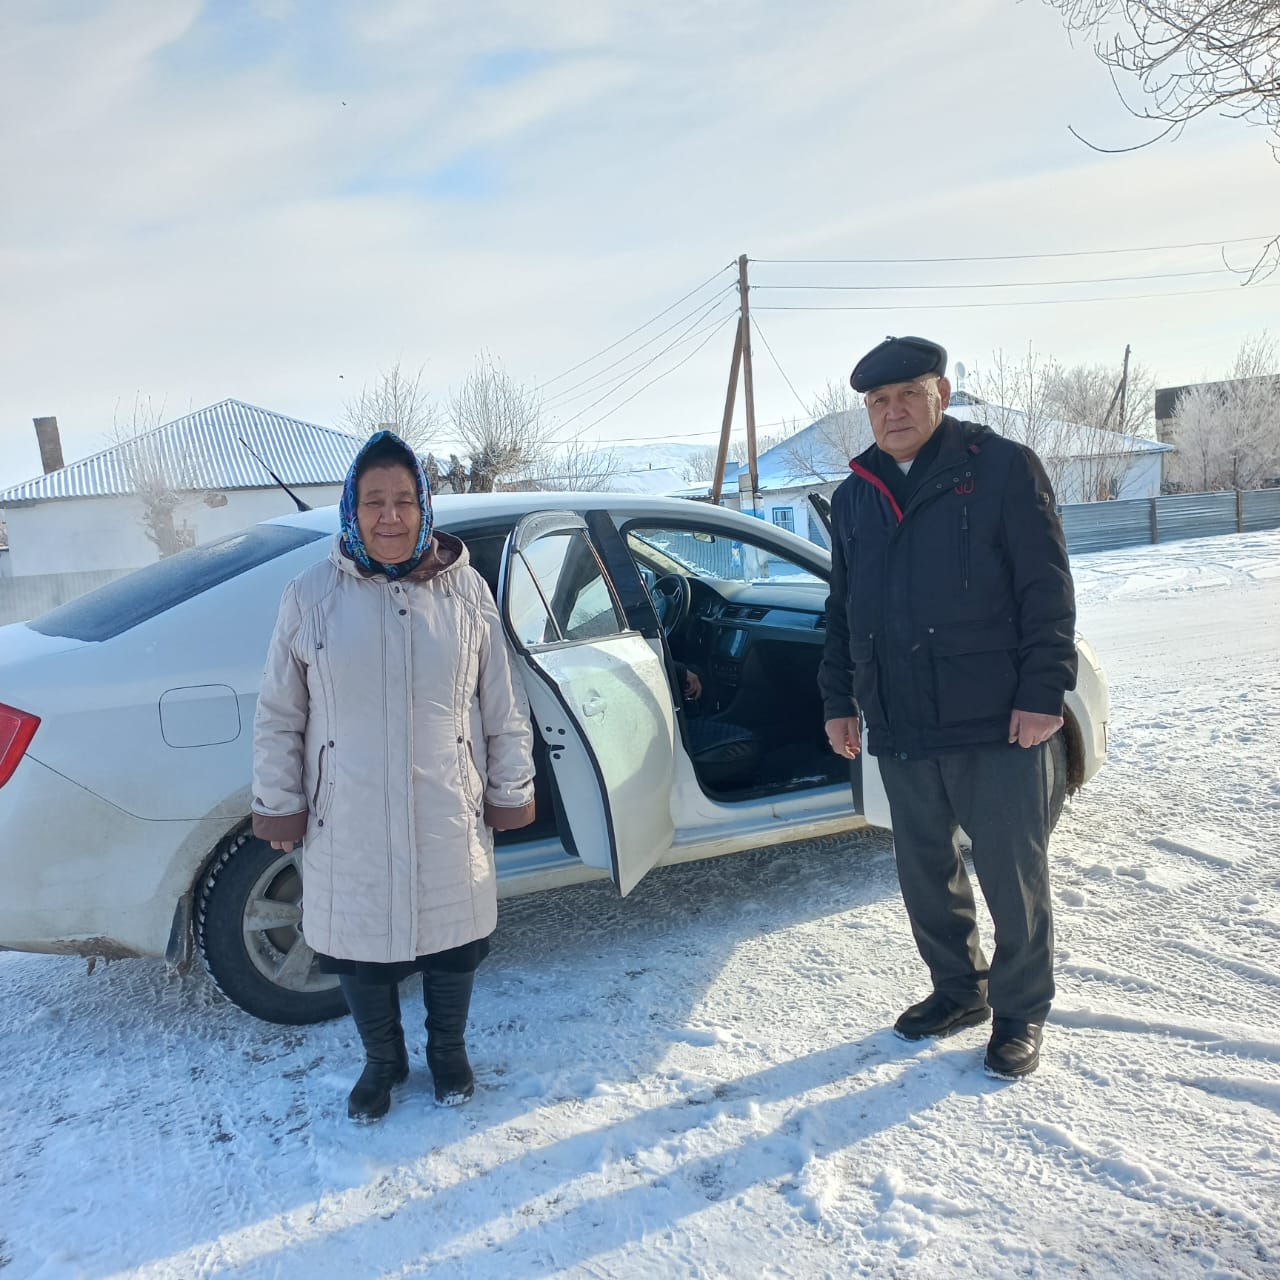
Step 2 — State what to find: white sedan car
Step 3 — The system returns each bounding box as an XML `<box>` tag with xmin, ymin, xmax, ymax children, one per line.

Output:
<box><xmin>0</xmin><ymin>492</ymin><xmax>1108</xmax><ymax>1024</ymax></box>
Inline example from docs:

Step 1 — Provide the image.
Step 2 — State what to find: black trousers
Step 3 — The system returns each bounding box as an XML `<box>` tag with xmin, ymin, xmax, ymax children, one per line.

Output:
<box><xmin>877</xmin><ymin>741</ymin><xmax>1055</xmax><ymax>1024</ymax></box>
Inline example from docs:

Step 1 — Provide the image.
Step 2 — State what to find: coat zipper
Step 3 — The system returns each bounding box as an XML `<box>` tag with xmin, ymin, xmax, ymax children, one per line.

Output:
<box><xmin>961</xmin><ymin>505</ymin><xmax>970</xmax><ymax>590</ymax></box>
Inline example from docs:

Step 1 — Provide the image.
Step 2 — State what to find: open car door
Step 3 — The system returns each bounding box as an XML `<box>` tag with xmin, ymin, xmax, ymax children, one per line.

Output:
<box><xmin>499</xmin><ymin>511</ymin><xmax>676</xmax><ymax>895</ymax></box>
<box><xmin>806</xmin><ymin>489</ymin><xmax>890</xmax><ymax>826</ymax></box>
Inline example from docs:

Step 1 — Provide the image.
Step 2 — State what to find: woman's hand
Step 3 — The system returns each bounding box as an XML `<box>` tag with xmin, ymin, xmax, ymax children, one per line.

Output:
<box><xmin>270</xmin><ymin>840</ymin><xmax>296</xmax><ymax>853</ymax></box>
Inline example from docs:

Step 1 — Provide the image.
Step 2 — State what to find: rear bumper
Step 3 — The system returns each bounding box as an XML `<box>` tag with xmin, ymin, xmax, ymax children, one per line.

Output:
<box><xmin>0</xmin><ymin>756</ymin><xmax>218</xmax><ymax>958</ymax></box>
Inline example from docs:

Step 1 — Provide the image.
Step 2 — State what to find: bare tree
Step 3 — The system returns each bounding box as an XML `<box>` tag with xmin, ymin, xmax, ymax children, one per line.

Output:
<box><xmin>1041</xmin><ymin>0</ymin><xmax>1280</xmax><ymax>279</ymax></box>
<box><xmin>339</xmin><ymin>362</ymin><xmax>441</xmax><ymax>452</ymax></box>
<box><xmin>1167</xmin><ymin>332</ymin><xmax>1280</xmax><ymax>490</ymax></box>
<box><xmin>681</xmin><ymin>445</ymin><xmax>731</xmax><ymax>484</ymax></box>
<box><xmin>781</xmin><ymin>408</ymin><xmax>871</xmax><ymax>482</ymax></box>
<box><xmin>109</xmin><ymin>393</ymin><xmax>201</xmax><ymax>558</ymax></box>
<box><xmin>521</xmin><ymin>436</ymin><xmax>621</xmax><ymax>491</ymax></box>
<box><xmin>449</xmin><ymin>353</ymin><xmax>554</xmax><ymax>492</ymax></box>
<box><xmin>681</xmin><ymin>428</ymin><xmax>800</xmax><ymax>484</ymax></box>
<box><xmin>806</xmin><ymin>378</ymin><xmax>862</xmax><ymax>422</ymax></box>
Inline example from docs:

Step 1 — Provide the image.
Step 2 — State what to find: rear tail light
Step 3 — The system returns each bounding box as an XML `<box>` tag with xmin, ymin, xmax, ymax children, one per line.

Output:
<box><xmin>0</xmin><ymin>703</ymin><xmax>40</xmax><ymax>789</ymax></box>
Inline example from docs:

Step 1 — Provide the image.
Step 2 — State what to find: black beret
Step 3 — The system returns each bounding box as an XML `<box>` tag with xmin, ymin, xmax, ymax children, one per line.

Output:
<box><xmin>849</xmin><ymin>335</ymin><xmax>947</xmax><ymax>393</ymax></box>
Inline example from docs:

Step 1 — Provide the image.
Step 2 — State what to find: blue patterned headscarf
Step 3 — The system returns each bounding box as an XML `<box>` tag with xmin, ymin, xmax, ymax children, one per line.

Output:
<box><xmin>339</xmin><ymin>430</ymin><xmax>434</xmax><ymax>578</ymax></box>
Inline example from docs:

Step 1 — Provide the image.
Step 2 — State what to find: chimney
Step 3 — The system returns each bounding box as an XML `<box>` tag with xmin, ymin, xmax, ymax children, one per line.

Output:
<box><xmin>34</xmin><ymin>416</ymin><xmax>65</xmax><ymax>474</ymax></box>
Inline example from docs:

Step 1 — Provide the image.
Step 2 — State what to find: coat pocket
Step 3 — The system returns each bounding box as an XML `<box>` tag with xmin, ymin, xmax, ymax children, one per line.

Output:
<box><xmin>847</xmin><ymin>635</ymin><xmax>888</xmax><ymax>728</ymax></box>
<box><xmin>459</xmin><ymin>739</ymin><xmax>485</xmax><ymax>812</ymax></box>
<box><xmin>310</xmin><ymin>743</ymin><xmax>333</xmax><ymax>818</ymax></box>
<box><xmin>929</xmin><ymin>623</ymin><xmax>1019</xmax><ymax>725</ymax></box>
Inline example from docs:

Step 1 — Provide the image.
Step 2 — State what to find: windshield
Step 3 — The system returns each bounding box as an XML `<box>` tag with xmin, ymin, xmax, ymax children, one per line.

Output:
<box><xmin>627</xmin><ymin>528</ymin><xmax>824</xmax><ymax>586</ymax></box>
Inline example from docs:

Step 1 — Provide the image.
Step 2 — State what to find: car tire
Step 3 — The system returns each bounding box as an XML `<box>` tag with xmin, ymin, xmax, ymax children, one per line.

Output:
<box><xmin>197</xmin><ymin>828</ymin><xmax>346</xmax><ymax>1026</ymax></box>
<box><xmin>1048</xmin><ymin>729</ymin><xmax>1068</xmax><ymax>832</ymax></box>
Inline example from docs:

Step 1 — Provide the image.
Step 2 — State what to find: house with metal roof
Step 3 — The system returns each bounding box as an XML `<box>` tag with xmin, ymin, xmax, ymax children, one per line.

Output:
<box><xmin>0</xmin><ymin>400</ymin><xmax>361</xmax><ymax>579</ymax></box>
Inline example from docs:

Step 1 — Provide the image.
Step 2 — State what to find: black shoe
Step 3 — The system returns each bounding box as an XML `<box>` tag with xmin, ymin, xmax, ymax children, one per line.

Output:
<box><xmin>347</xmin><ymin>1055</ymin><xmax>410</xmax><ymax>1122</ymax></box>
<box><xmin>984</xmin><ymin>1019</ymin><xmax>1043</xmax><ymax>1079</ymax></box>
<box><xmin>894</xmin><ymin>990</ymin><xmax>991</xmax><ymax>1041</ymax></box>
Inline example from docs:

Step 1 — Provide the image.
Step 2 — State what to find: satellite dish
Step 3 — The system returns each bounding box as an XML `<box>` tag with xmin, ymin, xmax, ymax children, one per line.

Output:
<box><xmin>954</xmin><ymin>361</ymin><xmax>968</xmax><ymax>392</ymax></box>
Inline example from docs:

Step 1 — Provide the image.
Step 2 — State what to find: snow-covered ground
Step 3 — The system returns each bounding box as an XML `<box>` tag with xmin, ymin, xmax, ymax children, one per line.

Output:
<box><xmin>4</xmin><ymin>530</ymin><xmax>1279</xmax><ymax>1280</ymax></box>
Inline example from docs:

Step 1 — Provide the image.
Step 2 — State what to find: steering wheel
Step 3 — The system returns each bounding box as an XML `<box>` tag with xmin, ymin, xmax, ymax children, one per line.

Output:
<box><xmin>650</xmin><ymin>574</ymin><xmax>691</xmax><ymax>639</ymax></box>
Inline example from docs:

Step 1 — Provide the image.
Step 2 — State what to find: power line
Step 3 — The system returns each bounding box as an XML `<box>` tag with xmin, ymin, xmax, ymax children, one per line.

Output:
<box><xmin>750</xmin><ymin>235</ymin><xmax>1274</xmax><ymax>265</ymax></box>
<box><xmin>552</xmin><ymin>307</ymin><xmax>737</xmax><ymax>431</ymax></box>
<box><xmin>753</xmin><ymin>282</ymin><xmax>1280</xmax><ymax>312</ymax></box>
<box><xmin>751</xmin><ymin>268</ymin><xmax>1228</xmax><ymax>291</ymax></box>
<box><xmin>553</xmin><ymin>314</ymin><xmax>738</xmax><ymax>440</ymax></box>
<box><xmin>536</xmin><ymin>262</ymin><xmax>735</xmax><ymax>388</ymax></box>
<box><xmin>750</xmin><ymin>316</ymin><xmax>810</xmax><ymax>417</ymax></box>
<box><xmin>542</xmin><ymin>286</ymin><xmax>736</xmax><ymax>410</ymax></box>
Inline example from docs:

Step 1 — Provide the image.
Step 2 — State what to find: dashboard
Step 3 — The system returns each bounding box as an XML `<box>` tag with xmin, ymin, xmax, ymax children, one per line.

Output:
<box><xmin>691</xmin><ymin>582</ymin><xmax>828</xmax><ymax>686</ymax></box>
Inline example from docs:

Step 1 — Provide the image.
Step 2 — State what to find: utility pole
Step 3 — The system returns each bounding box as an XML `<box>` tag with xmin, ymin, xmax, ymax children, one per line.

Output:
<box><xmin>1117</xmin><ymin>342</ymin><xmax>1131</xmax><ymax>432</ymax></box>
<box><xmin>738</xmin><ymin>254</ymin><xmax>759</xmax><ymax>512</ymax></box>
<box><xmin>709</xmin><ymin>324</ymin><xmax>742</xmax><ymax>504</ymax></box>
<box><xmin>1101</xmin><ymin>342</ymin><xmax>1132</xmax><ymax>431</ymax></box>
<box><xmin>709</xmin><ymin>254</ymin><xmax>758</xmax><ymax>508</ymax></box>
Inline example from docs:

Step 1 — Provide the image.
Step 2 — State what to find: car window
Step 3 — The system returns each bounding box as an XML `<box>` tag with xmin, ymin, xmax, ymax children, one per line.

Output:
<box><xmin>510</xmin><ymin>529</ymin><xmax>626</xmax><ymax>647</ymax></box>
<box><xmin>28</xmin><ymin>525</ymin><xmax>327</xmax><ymax>642</ymax></box>
<box><xmin>626</xmin><ymin>526</ymin><xmax>823</xmax><ymax>586</ymax></box>
<box><xmin>506</xmin><ymin>554</ymin><xmax>558</xmax><ymax>647</ymax></box>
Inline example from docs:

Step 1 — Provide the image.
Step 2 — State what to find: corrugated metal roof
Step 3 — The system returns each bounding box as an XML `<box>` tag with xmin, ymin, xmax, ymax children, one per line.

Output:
<box><xmin>0</xmin><ymin>400</ymin><xmax>363</xmax><ymax>504</ymax></box>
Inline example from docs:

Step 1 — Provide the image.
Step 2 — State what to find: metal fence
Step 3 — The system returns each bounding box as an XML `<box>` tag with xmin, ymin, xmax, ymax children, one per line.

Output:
<box><xmin>1061</xmin><ymin>488</ymin><xmax>1280</xmax><ymax>557</ymax></box>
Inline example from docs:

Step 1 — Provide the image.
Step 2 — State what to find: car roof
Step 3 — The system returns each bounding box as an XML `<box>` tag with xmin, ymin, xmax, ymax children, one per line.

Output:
<box><xmin>267</xmin><ymin>491</ymin><xmax>807</xmax><ymax>542</ymax></box>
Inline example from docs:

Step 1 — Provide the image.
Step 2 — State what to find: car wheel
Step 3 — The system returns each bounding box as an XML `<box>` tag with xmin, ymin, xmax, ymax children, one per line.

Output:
<box><xmin>197</xmin><ymin>829</ymin><xmax>346</xmax><ymax>1025</ymax></box>
<box><xmin>1048</xmin><ymin>729</ymin><xmax>1068</xmax><ymax>831</ymax></box>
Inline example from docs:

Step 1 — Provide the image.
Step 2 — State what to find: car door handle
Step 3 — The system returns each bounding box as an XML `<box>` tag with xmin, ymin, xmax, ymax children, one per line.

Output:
<box><xmin>581</xmin><ymin>695</ymin><xmax>606</xmax><ymax>717</ymax></box>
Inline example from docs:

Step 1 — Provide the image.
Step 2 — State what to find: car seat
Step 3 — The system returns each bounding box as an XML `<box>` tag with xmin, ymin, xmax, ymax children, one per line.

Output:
<box><xmin>683</xmin><ymin>716</ymin><xmax>763</xmax><ymax>790</ymax></box>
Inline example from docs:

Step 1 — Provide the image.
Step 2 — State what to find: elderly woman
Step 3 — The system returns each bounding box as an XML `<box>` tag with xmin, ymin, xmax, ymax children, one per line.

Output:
<box><xmin>251</xmin><ymin>430</ymin><xmax>535</xmax><ymax>1121</ymax></box>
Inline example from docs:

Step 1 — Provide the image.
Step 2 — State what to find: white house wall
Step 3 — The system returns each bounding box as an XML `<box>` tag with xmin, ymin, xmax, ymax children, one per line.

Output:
<box><xmin>2</xmin><ymin>485</ymin><xmax>343</xmax><ymax>576</ymax></box>
<box><xmin>1115</xmin><ymin>453</ymin><xmax>1162</xmax><ymax>501</ymax></box>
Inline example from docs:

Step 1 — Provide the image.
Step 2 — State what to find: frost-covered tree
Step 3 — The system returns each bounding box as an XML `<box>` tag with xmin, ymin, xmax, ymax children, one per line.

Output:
<box><xmin>969</xmin><ymin>346</ymin><xmax>1148</xmax><ymax>502</ymax></box>
<box><xmin>110</xmin><ymin>393</ymin><xmax>200</xmax><ymax>559</ymax></box>
<box><xmin>449</xmin><ymin>353</ymin><xmax>554</xmax><ymax>492</ymax></box>
<box><xmin>1167</xmin><ymin>333</ymin><xmax>1280</xmax><ymax>490</ymax></box>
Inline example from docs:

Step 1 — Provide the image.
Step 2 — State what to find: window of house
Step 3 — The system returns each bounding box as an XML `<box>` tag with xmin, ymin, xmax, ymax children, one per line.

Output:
<box><xmin>771</xmin><ymin>507</ymin><xmax>795</xmax><ymax>532</ymax></box>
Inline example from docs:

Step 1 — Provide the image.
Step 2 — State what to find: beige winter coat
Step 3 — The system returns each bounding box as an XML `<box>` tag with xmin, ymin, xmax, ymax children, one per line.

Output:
<box><xmin>251</xmin><ymin>532</ymin><xmax>536</xmax><ymax>963</ymax></box>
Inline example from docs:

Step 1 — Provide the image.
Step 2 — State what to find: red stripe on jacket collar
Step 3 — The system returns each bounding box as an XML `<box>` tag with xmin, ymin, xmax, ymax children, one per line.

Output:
<box><xmin>848</xmin><ymin>460</ymin><xmax>904</xmax><ymax>523</ymax></box>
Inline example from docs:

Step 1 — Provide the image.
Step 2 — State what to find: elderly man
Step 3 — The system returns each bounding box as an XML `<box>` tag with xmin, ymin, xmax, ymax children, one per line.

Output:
<box><xmin>818</xmin><ymin>335</ymin><xmax>1077</xmax><ymax>1078</ymax></box>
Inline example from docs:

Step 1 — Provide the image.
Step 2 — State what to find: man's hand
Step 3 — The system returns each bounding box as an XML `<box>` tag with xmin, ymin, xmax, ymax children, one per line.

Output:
<box><xmin>683</xmin><ymin>670</ymin><xmax>703</xmax><ymax>701</ymax></box>
<box><xmin>1008</xmin><ymin>709</ymin><xmax>1063</xmax><ymax>748</ymax></box>
<box><xmin>825</xmin><ymin>715</ymin><xmax>861</xmax><ymax>759</ymax></box>
<box><xmin>270</xmin><ymin>840</ymin><xmax>296</xmax><ymax>853</ymax></box>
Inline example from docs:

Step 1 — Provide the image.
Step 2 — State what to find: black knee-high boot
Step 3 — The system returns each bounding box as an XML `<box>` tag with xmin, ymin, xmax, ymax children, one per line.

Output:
<box><xmin>423</xmin><ymin>969</ymin><xmax>476</xmax><ymax>1105</ymax></box>
<box><xmin>339</xmin><ymin>976</ymin><xmax>409</xmax><ymax>1122</ymax></box>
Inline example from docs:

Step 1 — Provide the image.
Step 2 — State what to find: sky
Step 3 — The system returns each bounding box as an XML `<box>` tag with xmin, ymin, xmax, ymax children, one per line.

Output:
<box><xmin>2</xmin><ymin>0</ymin><xmax>1278</xmax><ymax>491</ymax></box>
<box><xmin>3</xmin><ymin>527</ymin><xmax>1279</xmax><ymax>1277</ymax></box>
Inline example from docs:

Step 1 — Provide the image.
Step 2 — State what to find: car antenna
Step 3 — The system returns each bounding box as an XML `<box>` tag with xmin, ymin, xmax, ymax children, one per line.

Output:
<box><xmin>238</xmin><ymin>437</ymin><xmax>312</xmax><ymax>511</ymax></box>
